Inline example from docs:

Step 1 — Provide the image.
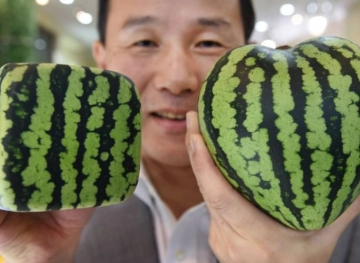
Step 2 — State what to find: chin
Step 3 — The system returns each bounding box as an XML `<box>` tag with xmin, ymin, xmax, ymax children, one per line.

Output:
<box><xmin>165</xmin><ymin>153</ymin><xmax>191</xmax><ymax>167</ymax></box>
<box><xmin>143</xmin><ymin>142</ymin><xmax>191</xmax><ymax>167</ymax></box>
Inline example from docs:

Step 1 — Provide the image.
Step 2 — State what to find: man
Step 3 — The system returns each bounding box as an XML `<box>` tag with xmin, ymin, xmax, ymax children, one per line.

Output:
<box><xmin>1</xmin><ymin>0</ymin><xmax>360</xmax><ymax>262</ymax></box>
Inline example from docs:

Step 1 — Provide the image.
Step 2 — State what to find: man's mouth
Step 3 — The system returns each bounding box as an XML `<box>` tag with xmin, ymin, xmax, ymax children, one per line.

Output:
<box><xmin>152</xmin><ymin>111</ymin><xmax>186</xmax><ymax>121</ymax></box>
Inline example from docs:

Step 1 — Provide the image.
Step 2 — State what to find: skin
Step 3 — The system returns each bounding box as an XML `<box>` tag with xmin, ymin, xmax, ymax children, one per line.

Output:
<box><xmin>0</xmin><ymin>0</ymin><xmax>360</xmax><ymax>262</ymax></box>
<box><xmin>92</xmin><ymin>0</ymin><xmax>245</xmax><ymax>218</ymax></box>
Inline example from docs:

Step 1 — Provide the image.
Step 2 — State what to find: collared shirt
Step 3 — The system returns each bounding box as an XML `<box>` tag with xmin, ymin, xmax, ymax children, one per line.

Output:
<box><xmin>134</xmin><ymin>164</ymin><xmax>217</xmax><ymax>263</ymax></box>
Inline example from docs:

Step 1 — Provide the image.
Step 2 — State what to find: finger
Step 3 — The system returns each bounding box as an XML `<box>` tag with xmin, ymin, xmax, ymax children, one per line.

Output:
<box><xmin>52</xmin><ymin>207</ymin><xmax>94</xmax><ymax>226</ymax></box>
<box><xmin>186</xmin><ymin>111</ymin><xmax>234</xmax><ymax>201</ymax></box>
<box><xmin>185</xmin><ymin>111</ymin><xmax>201</xmax><ymax>157</ymax></box>
<box><xmin>186</xmin><ymin>111</ymin><xmax>281</xmax><ymax>238</ymax></box>
<box><xmin>49</xmin><ymin>208</ymin><xmax>95</xmax><ymax>235</ymax></box>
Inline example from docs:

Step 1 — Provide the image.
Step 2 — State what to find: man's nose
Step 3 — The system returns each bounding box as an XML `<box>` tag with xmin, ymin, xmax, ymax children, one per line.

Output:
<box><xmin>152</xmin><ymin>46</ymin><xmax>199</xmax><ymax>95</ymax></box>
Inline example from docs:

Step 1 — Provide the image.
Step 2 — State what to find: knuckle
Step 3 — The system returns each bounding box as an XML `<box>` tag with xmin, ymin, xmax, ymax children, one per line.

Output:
<box><xmin>254</xmin><ymin>242</ymin><xmax>282</xmax><ymax>263</ymax></box>
<box><xmin>209</xmin><ymin>194</ymin><xmax>227</xmax><ymax>210</ymax></box>
<box><xmin>207</xmin><ymin>193</ymin><xmax>232</xmax><ymax>212</ymax></box>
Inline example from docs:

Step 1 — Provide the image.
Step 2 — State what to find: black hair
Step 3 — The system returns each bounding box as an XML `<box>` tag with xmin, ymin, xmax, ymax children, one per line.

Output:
<box><xmin>97</xmin><ymin>0</ymin><xmax>256</xmax><ymax>44</ymax></box>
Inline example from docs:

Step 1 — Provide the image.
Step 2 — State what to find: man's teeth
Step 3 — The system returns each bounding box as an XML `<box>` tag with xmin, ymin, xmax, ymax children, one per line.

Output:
<box><xmin>157</xmin><ymin>112</ymin><xmax>186</xmax><ymax>120</ymax></box>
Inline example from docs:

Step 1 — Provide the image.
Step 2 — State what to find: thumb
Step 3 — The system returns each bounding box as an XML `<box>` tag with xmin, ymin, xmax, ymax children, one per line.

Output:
<box><xmin>185</xmin><ymin>111</ymin><xmax>239</xmax><ymax>208</ymax></box>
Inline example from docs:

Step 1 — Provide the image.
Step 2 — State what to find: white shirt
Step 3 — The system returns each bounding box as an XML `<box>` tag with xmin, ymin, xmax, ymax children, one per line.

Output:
<box><xmin>134</xmin><ymin>164</ymin><xmax>217</xmax><ymax>263</ymax></box>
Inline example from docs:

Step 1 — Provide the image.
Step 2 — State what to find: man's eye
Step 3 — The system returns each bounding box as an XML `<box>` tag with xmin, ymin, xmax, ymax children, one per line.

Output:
<box><xmin>196</xmin><ymin>40</ymin><xmax>222</xmax><ymax>48</ymax></box>
<box><xmin>134</xmin><ymin>40</ymin><xmax>157</xmax><ymax>47</ymax></box>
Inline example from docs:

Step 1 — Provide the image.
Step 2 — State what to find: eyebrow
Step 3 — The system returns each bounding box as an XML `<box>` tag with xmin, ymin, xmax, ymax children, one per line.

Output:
<box><xmin>197</xmin><ymin>18</ymin><xmax>231</xmax><ymax>28</ymax></box>
<box><xmin>122</xmin><ymin>16</ymin><xmax>156</xmax><ymax>29</ymax></box>
<box><xmin>122</xmin><ymin>16</ymin><xmax>231</xmax><ymax>30</ymax></box>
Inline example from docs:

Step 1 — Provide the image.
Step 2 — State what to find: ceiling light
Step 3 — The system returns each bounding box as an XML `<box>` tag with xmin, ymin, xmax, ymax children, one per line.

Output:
<box><xmin>291</xmin><ymin>14</ymin><xmax>303</xmax><ymax>25</ymax></box>
<box><xmin>280</xmin><ymin>4</ymin><xmax>295</xmax><ymax>16</ymax></box>
<box><xmin>35</xmin><ymin>0</ymin><xmax>49</xmax><ymax>5</ymax></box>
<box><xmin>307</xmin><ymin>2</ymin><xmax>319</xmax><ymax>14</ymax></box>
<box><xmin>59</xmin><ymin>0</ymin><xmax>74</xmax><ymax>4</ymax></box>
<box><xmin>34</xmin><ymin>39</ymin><xmax>47</xmax><ymax>50</ymax></box>
<box><xmin>308</xmin><ymin>16</ymin><xmax>328</xmax><ymax>36</ymax></box>
<box><xmin>255</xmin><ymin>21</ymin><xmax>268</xmax><ymax>32</ymax></box>
<box><xmin>76</xmin><ymin>11</ymin><xmax>93</xmax><ymax>24</ymax></box>
<box><xmin>261</xmin><ymin>40</ymin><xmax>276</xmax><ymax>49</ymax></box>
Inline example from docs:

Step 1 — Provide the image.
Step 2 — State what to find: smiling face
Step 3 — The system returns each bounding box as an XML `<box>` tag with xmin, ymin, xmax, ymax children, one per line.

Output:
<box><xmin>93</xmin><ymin>0</ymin><xmax>246</xmax><ymax>170</ymax></box>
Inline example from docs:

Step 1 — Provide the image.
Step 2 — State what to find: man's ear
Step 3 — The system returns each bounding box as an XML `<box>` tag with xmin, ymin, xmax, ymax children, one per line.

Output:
<box><xmin>92</xmin><ymin>40</ymin><xmax>107</xmax><ymax>69</ymax></box>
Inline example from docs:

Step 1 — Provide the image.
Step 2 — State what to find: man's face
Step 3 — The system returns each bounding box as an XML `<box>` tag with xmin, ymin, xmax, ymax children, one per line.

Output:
<box><xmin>93</xmin><ymin>0</ymin><xmax>246</xmax><ymax>168</ymax></box>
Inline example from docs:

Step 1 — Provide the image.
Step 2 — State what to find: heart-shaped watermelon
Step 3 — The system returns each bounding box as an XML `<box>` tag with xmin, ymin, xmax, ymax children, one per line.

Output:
<box><xmin>198</xmin><ymin>36</ymin><xmax>360</xmax><ymax>230</ymax></box>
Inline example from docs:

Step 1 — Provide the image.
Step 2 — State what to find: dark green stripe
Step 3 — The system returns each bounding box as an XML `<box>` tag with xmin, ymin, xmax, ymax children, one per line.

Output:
<box><xmin>67</xmin><ymin>65</ymin><xmax>90</xmax><ymax>208</ymax></box>
<box><xmin>262</xmin><ymin>50</ymin><xmax>305</xmax><ymax>229</ymax></box>
<box><xmin>286</xmin><ymin>53</ymin><xmax>313</xmax><ymax>210</ymax></box>
<box><xmin>293</xmin><ymin>54</ymin><xmax>325</xmax><ymax>209</ymax></box>
<box><xmin>46</xmin><ymin>64</ymin><xmax>73</xmax><ymax>210</ymax></box>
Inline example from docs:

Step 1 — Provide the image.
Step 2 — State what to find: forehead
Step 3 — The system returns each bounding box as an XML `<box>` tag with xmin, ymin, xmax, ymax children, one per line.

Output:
<box><xmin>106</xmin><ymin>0</ymin><xmax>242</xmax><ymax>29</ymax></box>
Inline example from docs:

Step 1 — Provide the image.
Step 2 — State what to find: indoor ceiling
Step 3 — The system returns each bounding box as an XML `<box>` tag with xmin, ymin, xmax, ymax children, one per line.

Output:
<box><xmin>35</xmin><ymin>0</ymin><xmax>358</xmax><ymax>48</ymax></box>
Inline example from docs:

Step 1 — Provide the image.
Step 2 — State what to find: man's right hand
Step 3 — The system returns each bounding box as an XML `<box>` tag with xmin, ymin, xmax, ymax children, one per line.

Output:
<box><xmin>186</xmin><ymin>111</ymin><xmax>360</xmax><ymax>263</ymax></box>
<box><xmin>0</xmin><ymin>208</ymin><xmax>94</xmax><ymax>263</ymax></box>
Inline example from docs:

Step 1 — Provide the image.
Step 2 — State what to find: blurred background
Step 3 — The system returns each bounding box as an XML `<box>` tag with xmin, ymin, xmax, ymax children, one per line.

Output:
<box><xmin>0</xmin><ymin>0</ymin><xmax>359</xmax><ymax>67</ymax></box>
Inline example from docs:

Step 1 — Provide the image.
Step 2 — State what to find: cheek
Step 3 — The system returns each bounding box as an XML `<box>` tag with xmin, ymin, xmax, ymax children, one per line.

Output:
<box><xmin>199</xmin><ymin>56</ymin><xmax>224</xmax><ymax>78</ymax></box>
<box><xmin>105</xmin><ymin>56</ymin><xmax>150</xmax><ymax>95</ymax></box>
